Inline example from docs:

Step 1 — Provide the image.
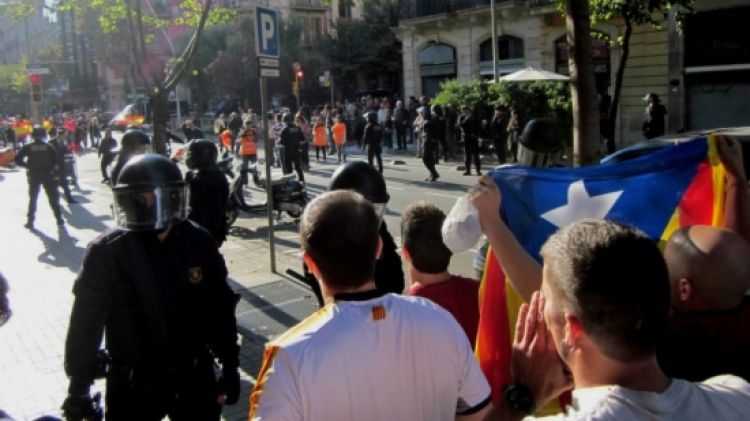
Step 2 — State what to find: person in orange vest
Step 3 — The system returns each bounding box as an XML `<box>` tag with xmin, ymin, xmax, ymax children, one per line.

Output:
<box><xmin>313</xmin><ymin>117</ymin><xmax>327</xmax><ymax>162</ymax></box>
<box><xmin>220</xmin><ymin>128</ymin><xmax>233</xmax><ymax>154</ymax></box>
<box><xmin>332</xmin><ymin>114</ymin><xmax>347</xmax><ymax>163</ymax></box>
<box><xmin>235</xmin><ymin>120</ymin><xmax>258</xmax><ymax>186</ymax></box>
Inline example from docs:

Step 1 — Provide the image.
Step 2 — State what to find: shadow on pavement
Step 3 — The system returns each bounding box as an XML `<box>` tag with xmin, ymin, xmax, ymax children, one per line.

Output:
<box><xmin>31</xmin><ymin>226</ymin><xmax>86</xmax><ymax>273</ymax></box>
<box><xmin>62</xmin><ymin>202</ymin><xmax>113</xmax><ymax>232</ymax></box>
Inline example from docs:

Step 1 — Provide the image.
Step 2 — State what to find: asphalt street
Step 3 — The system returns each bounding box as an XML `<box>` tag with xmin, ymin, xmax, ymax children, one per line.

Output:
<box><xmin>0</xmin><ymin>135</ymin><xmax>491</xmax><ymax>420</ymax></box>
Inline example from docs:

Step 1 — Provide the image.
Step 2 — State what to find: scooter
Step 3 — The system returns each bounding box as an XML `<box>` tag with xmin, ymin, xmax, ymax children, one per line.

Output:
<box><xmin>0</xmin><ymin>147</ymin><xmax>16</xmax><ymax>167</ymax></box>
<box><xmin>225</xmin><ymin>164</ymin><xmax>307</xmax><ymax>226</ymax></box>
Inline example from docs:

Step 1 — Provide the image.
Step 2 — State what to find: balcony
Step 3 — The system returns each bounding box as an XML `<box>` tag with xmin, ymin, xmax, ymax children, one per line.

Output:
<box><xmin>398</xmin><ymin>0</ymin><xmax>553</xmax><ymax>21</ymax></box>
<box><xmin>290</xmin><ymin>0</ymin><xmax>328</xmax><ymax>12</ymax></box>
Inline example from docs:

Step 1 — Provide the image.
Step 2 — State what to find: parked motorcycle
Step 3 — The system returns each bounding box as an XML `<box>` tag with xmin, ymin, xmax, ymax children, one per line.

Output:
<box><xmin>226</xmin><ymin>165</ymin><xmax>307</xmax><ymax>226</ymax></box>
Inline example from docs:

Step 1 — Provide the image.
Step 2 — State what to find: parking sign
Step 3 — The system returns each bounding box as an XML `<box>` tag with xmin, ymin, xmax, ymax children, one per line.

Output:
<box><xmin>255</xmin><ymin>6</ymin><xmax>279</xmax><ymax>58</ymax></box>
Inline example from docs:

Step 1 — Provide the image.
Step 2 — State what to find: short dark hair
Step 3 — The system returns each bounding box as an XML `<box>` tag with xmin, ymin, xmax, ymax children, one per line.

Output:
<box><xmin>300</xmin><ymin>191</ymin><xmax>380</xmax><ymax>290</ymax></box>
<box><xmin>401</xmin><ymin>201</ymin><xmax>451</xmax><ymax>274</ymax></box>
<box><xmin>540</xmin><ymin>219</ymin><xmax>670</xmax><ymax>362</ymax></box>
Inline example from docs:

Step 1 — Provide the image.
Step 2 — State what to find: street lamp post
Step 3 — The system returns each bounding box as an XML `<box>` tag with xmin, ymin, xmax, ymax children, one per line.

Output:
<box><xmin>490</xmin><ymin>0</ymin><xmax>498</xmax><ymax>82</ymax></box>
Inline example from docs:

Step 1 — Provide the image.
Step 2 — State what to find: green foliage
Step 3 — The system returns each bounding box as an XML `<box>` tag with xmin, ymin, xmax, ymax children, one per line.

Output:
<box><xmin>433</xmin><ymin>79</ymin><xmax>572</xmax><ymax>144</ymax></box>
<box><xmin>554</xmin><ymin>0</ymin><xmax>694</xmax><ymax>30</ymax></box>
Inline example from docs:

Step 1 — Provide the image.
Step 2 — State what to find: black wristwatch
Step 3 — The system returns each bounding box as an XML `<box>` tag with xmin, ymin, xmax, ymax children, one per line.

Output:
<box><xmin>503</xmin><ymin>383</ymin><xmax>537</xmax><ymax>415</ymax></box>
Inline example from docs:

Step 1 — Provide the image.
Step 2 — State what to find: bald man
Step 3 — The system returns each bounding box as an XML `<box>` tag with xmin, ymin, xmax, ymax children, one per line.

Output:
<box><xmin>658</xmin><ymin>225</ymin><xmax>750</xmax><ymax>381</ymax></box>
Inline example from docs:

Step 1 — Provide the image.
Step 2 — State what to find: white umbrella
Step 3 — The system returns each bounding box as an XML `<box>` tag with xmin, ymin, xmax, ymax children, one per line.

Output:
<box><xmin>499</xmin><ymin>67</ymin><xmax>570</xmax><ymax>82</ymax></box>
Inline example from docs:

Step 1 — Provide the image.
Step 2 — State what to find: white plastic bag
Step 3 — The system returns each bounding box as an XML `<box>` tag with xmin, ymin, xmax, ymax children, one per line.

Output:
<box><xmin>441</xmin><ymin>195</ymin><xmax>482</xmax><ymax>253</ymax></box>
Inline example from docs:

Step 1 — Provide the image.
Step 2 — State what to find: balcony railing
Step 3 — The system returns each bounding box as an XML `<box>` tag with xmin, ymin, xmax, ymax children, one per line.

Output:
<box><xmin>290</xmin><ymin>0</ymin><xmax>328</xmax><ymax>11</ymax></box>
<box><xmin>398</xmin><ymin>0</ymin><xmax>553</xmax><ymax>21</ymax></box>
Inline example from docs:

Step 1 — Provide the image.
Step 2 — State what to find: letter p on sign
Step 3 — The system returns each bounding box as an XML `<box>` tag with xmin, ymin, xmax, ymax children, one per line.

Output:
<box><xmin>255</xmin><ymin>6</ymin><xmax>279</xmax><ymax>58</ymax></box>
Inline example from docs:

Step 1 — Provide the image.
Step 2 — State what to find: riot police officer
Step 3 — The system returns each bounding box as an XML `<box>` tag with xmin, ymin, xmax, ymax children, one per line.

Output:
<box><xmin>278</xmin><ymin>113</ymin><xmax>305</xmax><ymax>182</ymax></box>
<box><xmin>362</xmin><ymin>112</ymin><xmax>384</xmax><ymax>173</ymax></box>
<box><xmin>48</xmin><ymin>127</ymin><xmax>77</xmax><ymax>203</ymax></box>
<box><xmin>15</xmin><ymin>125</ymin><xmax>64</xmax><ymax>228</ymax></box>
<box><xmin>431</xmin><ymin>104</ymin><xmax>449</xmax><ymax>163</ymax></box>
<box><xmin>185</xmin><ymin>139</ymin><xmax>230</xmax><ymax>247</ymax></box>
<box><xmin>110</xmin><ymin>129</ymin><xmax>150</xmax><ymax>186</ymax></box>
<box><xmin>458</xmin><ymin>106</ymin><xmax>482</xmax><ymax>176</ymax></box>
<box><xmin>62</xmin><ymin>154</ymin><xmax>240</xmax><ymax>421</ymax></box>
<box><xmin>418</xmin><ymin>107</ymin><xmax>440</xmax><ymax>182</ymax></box>
<box><xmin>329</xmin><ymin>162</ymin><xmax>404</xmax><ymax>294</ymax></box>
<box><xmin>516</xmin><ymin>118</ymin><xmax>563</xmax><ymax>167</ymax></box>
<box><xmin>489</xmin><ymin>105</ymin><xmax>508</xmax><ymax>164</ymax></box>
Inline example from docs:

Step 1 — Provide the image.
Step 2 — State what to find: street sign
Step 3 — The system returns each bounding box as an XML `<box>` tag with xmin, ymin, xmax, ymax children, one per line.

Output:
<box><xmin>27</xmin><ymin>66</ymin><xmax>50</xmax><ymax>75</ymax></box>
<box><xmin>255</xmin><ymin>6</ymin><xmax>280</xmax><ymax>58</ymax></box>
<box><xmin>259</xmin><ymin>57</ymin><xmax>279</xmax><ymax>68</ymax></box>
<box><xmin>260</xmin><ymin>67</ymin><xmax>280</xmax><ymax>78</ymax></box>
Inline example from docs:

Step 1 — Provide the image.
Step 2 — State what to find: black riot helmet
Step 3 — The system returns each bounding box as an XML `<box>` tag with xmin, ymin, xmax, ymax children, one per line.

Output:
<box><xmin>185</xmin><ymin>139</ymin><xmax>218</xmax><ymax>170</ymax></box>
<box><xmin>120</xmin><ymin>129</ymin><xmax>151</xmax><ymax>155</ymax></box>
<box><xmin>329</xmin><ymin>161</ymin><xmax>389</xmax><ymax>223</ymax></box>
<box><xmin>517</xmin><ymin>119</ymin><xmax>563</xmax><ymax>168</ymax></box>
<box><xmin>367</xmin><ymin>111</ymin><xmax>378</xmax><ymax>124</ymax></box>
<box><xmin>31</xmin><ymin>125</ymin><xmax>46</xmax><ymax>141</ymax></box>
<box><xmin>112</xmin><ymin>154</ymin><xmax>188</xmax><ymax>231</ymax></box>
<box><xmin>282</xmin><ymin>112</ymin><xmax>294</xmax><ymax>124</ymax></box>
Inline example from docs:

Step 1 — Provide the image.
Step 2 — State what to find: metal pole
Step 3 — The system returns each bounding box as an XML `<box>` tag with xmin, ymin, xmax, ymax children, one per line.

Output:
<box><xmin>260</xmin><ymin>76</ymin><xmax>276</xmax><ymax>273</ymax></box>
<box><xmin>490</xmin><ymin>0</ymin><xmax>498</xmax><ymax>82</ymax></box>
<box><xmin>330</xmin><ymin>74</ymin><xmax>334</xmax><ymax>109</ymax></box>
<box><xmin>295</xmin><ymin>74</ymin><xmax>300</xmax><ymax>112</ymax></box>
<box><xmin>145</xmin><ymin>0</ymin><xmax>182</xmax><ymax>126</ymax></box>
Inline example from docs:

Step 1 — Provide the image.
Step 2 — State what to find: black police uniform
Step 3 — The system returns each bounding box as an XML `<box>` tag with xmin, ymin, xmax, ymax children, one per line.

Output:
<box><xmin>48</xmin><ymin>137</ymin><xmax>76</xmax><ymax>202</ymax></box>
<box><xmin>490</xmin><ymin>114</ymin><xmax>508</xmax><ymax>163</ymax></box>
<box><xmin>362</xmin><ymin>123</ymin><xmax>384</xmax><ymax>173</ymax></box>
<box><xmin>375</xmin><ymin>222</ymin><xmax>405</xmax><ymax>295</ymax></box>
<box><xmin>279</xmin><ymin>123</ymin><xmax>305</xmax><ymax>182</ymax></box>
<box><xmin>458</xmin><ymin>114</ymin><xmax>482</xmax><ymax>175</ymax></box>
<box><xmin>186</xmin><ymin>169</ymin><xmax>230</xmax><ymax>247</ymax></box>
<box><xmin>433</xmin><ymin>112</ymin><xmax>449</xmax><ymax>162</ymax></box>
<box><xmin>98</xmin><ymin>136</ymin><xmax>117</xmax><ymax>182</ymax></box>
<box><xmin>64</xmin><ymin>220</ymin><xmax>239</xmax><ymax>420</ymax></box>
<box><xmin>15</xmin><ymin>139</ymin><xmax>64</xmax><ymax>226</ymax></box>
<box><xmin>421</xmin><ymin>118</ymin><xmax>440</xmax><ymax>181</ymax></box>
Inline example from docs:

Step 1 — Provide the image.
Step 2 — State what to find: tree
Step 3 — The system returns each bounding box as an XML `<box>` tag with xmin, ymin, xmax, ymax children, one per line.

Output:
<box><xmin>564</xmin><ymin>0</ymin><xmax>601</xmax><ymax>166</ymax></box>
<box><xmin>55</xmin><ymin>0</ymin><xmax>237</xmax><ymax>153</ymax></box>
<box><xmin>592</xmin><ymin>0</ymin><xmax>693</xmax><ymax>154</ymax></box>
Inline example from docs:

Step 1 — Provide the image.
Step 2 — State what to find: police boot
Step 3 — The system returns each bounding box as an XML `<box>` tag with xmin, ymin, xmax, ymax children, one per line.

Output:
<box><xmin>24</xmin><ymin>218</ymin><xmax>34</xmax><ymax>230</ymax></box>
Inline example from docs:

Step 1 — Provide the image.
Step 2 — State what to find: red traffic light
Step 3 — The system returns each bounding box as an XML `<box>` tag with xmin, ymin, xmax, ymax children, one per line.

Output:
<box><xmin>29</xmin><ymin>74</ymin><xmax>41</xmax><ymax>84</ymax></box>
<box><xmin>296</xmin><ymin>70</ymin><xmax>303</xmax><ymax>79</ymax></box>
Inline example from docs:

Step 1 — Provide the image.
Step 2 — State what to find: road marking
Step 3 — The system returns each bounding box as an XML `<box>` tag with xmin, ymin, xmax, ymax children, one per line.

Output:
<box><xmin>388</xmin><ymin>186</ymin><xmax>404</xmax><ymax>191</ymax></box>
<box><xmin>426</xmin><ymin>192</ymin><xmax>461</xmax><ymax>199</ymax></box>
<box><xmin>276</xmin><ymin>234</ymin><xmax>300</xmax><ymax>241</ymax></box>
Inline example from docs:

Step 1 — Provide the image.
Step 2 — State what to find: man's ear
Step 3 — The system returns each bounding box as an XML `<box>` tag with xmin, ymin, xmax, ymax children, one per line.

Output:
<box><xmin>303</xmin><ymin>253</ymin><xmax>319</xmax><ymax>277</ymax></box>
<box><xmin>677</xmin><ymin>278</ymin><xmax>693</xmax><ymax>303</ymax></box>
<box><xmin>565</xmin><ymin>312</ymin><xmax>585</xmax><ymax>349</ymax></box>
<box><xmin>401</xmin><ymin>245</ymin><xmax>411</xmax><ymax>262</ymax></box>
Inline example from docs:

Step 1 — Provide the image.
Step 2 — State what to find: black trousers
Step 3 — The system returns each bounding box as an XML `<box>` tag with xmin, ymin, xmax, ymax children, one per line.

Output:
<box><xmin>464</xmin><ymin>139</ymin><xmax>481</xmax><ymax>174</ymax></box>
<box><xmin>367</xmin><ymin>147</ymin><xmax>383</xmax><ymax>173</ymax></box>
<box><xmin>105</xmin><ymin>362</ymin><xmax>220</xmax><ymax>421</ymax></box>
<box><xmin>284</xmin><ymin>153</ymin><xmax>304</xmax><ymax>182</ymax></box>
<box><xmin>423</xmin><ymin>141</ymin><xmax>439</xmax><ymax>180</ymax></box>
<box><xmin>493</xmin><ymin>138</ymin><xmax>506</xmax><ymax>163</ymax></box>
<box><xmin>27</xmin><ymin>173</ymin><xmax>62</xmax><ymax>222</ymax></box>
<box><xmin>437</xmin><ymin>136</ymin><xmax>449</xmax><ymax>161</ymax></box>
<box><xmin>395</xmin><ymin>124</ymin><xmax>406</xmax><ymax>149</ymax></box>
<box><xmin>101</xmin><ymin>155</ymin><xmax>114</xmax><ymax>181</ymax></box>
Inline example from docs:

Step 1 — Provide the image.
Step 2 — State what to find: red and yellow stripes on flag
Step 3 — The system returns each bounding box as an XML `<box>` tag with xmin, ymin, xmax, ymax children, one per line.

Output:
<box><xmin>13</xmin><ymin>119</ymin><xmax>32</xmax><ymax>137</ymax></box>
<box><xmin>658</xmin><ymin>134</ymin><xmax>727</xmax><ymax>248</ymax></box>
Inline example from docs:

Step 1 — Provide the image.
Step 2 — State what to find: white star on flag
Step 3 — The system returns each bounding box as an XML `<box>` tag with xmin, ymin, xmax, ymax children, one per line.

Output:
<box><xmin>541</xmin><ymin>180</ymin><xmax>624</xmax><ymax>228</ymax></box>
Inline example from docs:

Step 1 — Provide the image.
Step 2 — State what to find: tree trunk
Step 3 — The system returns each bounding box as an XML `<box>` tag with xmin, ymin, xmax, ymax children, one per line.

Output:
<box><xmin>565</xmin><ymin>0</ymin><xmax>600</xmax><ymax>166</ymax></box>
<box><xmin>151</xmin><ymin>90</ymin><xmax>169</xmax><ymax>155</ymax></box>
<box><xmin>605</xmin><ymin>18</ymin><xmax>633</xmax><ymax>154</ymax></box>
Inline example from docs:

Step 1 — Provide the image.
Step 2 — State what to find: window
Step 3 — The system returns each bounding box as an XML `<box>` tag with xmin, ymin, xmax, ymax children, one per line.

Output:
<box><xmin>419</xmin><ymin>43</ymin><xmax>456</xmax><ymax>98</ymax></box>
<box><xmin>479</xmin><ymin>35</ymin><xmax>524</xmax><ymax>77</ymax></box>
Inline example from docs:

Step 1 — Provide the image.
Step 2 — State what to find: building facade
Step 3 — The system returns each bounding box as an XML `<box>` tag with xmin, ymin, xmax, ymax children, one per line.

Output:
<box><xmin>394</xmin><ymin>0</ymin><xmax>750</xmax><ymax>147</ymax></box>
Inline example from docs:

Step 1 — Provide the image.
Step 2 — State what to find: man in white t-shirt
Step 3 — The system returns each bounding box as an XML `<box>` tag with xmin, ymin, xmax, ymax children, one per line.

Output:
<box><xmin>249</xmin><ymin>191</ymin><xmax>492</xmax><ymax>420</ymax></box>
<box><xmin>488</xmin><ymin>219</ymin><xmax>750</xmax><ymax>420</ymax></box>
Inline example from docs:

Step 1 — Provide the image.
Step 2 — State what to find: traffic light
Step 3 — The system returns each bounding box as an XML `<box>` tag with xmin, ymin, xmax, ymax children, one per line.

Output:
<box><xmin>29</xmin><ymin>73</ymin><xmax>42</xmax><ymax>102</ymax></box>
<box><xmin>296</xmin><ymin>70</ymin><xmax>303</xmax><ymax>79</ymax></box>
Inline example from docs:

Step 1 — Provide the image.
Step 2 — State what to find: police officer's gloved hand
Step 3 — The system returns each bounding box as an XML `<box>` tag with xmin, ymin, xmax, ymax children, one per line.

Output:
<box><xmin>218</xmin><ymin>366</ymin><xmax>240</xmax><ymax>405</ymax></box>
<box><xmin>61</xmin><ymin>392</ymin><xmax>102</xmax><ymax>421</ymax></box>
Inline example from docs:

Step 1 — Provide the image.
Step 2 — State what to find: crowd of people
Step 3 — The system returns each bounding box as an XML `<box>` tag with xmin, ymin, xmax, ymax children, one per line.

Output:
<box><xmin>1</xmin><ymin>90</ymin><xmax>747</xmax><ymax>420</ymax></box>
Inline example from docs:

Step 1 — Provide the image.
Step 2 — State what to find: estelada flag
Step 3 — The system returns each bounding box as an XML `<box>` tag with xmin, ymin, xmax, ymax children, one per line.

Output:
<box><xmin>475</xmin><ymin>135</ymin><xmax>726</xmax><ymax>413</ymax></box>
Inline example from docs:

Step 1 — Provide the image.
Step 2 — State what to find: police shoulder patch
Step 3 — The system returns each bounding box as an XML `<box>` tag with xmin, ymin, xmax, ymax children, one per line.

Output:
<box><xmin>188</xmin><ymin>266</ymin><xmax>203</xmax><ymax>284</ymax></box>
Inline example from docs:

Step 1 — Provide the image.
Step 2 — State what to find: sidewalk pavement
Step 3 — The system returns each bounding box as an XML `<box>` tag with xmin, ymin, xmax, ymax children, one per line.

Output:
<box><xmin>0</xmin><ymin>150</ymin><xmax>318</xmax><ymax>420</ymax></box>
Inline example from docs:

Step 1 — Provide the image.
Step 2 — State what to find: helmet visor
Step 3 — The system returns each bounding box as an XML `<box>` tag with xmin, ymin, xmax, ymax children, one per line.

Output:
<box><xmin>517</xmin><ymin>143</ymin><xmax>563</xmax><ymax>168</ymax></box>
<box><xmin>112</xmin><ymin>185</ymin><xmax>188</xmax><ymax>231</ymax></box>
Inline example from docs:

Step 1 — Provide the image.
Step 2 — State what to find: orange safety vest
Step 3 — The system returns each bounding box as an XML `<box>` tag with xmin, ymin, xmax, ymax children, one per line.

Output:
<box><xmin>239</xmin><ymin>130</ymin><xmax>257</xmax><ymax>156</ymax></box>
<box><xmin>313</xmin><ymin>124</ymin><xmax>327</xmax><ymax>147</ymax></box>
<box><xmin>220</xmin><ymin>130</ymin><xmax>233</xmax><ymax>149</ymax></box>
<box><xmin>332</xmin><ymin>122</ymin><xmax>346</xmax><ymax>146</ymax></box>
